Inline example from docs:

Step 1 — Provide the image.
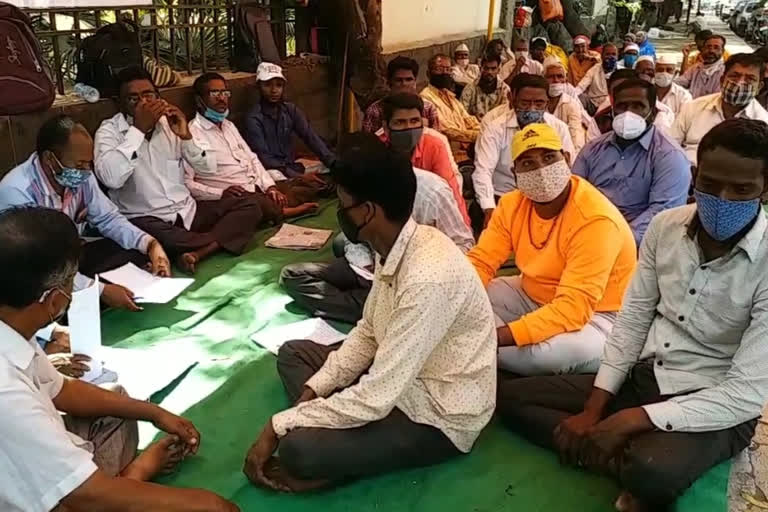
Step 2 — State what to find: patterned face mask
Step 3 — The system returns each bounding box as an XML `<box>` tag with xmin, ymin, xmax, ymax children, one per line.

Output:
<box><xmin>722</xmin><ymin>79</ymin><xmax>758</xmax><ymax>107</ymax></box>
<box><xmin>515</xmin><ymin>159</ymin><xmax>571</xmax><ymax>203</ymax></box>
<box><xmin>516</xmin><ymin>109</ymin><xmax>545</xmax><ymax>127</ymax></box>
<box><xmin>693</xmin><ymin>189</ymin><xmax>760</xmax><ymax>241</ymax></box>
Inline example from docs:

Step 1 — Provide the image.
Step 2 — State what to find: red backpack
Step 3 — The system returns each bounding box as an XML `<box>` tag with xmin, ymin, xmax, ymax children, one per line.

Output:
<box><xmin>0</xmin><ymin>2</ymin><xmax>55</xmax><ymax>115</ymax></box>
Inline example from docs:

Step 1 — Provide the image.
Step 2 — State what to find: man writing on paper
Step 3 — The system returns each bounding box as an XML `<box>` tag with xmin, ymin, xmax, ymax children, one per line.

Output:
<box><xmin>244</xmin><ymin>133</ymin><xmax>495</xmax><ymax>492</ymax></box>
<box><xmin>0</xmin><ymin>115</ymin><xmax>171</xmax><ymax>313</ymax></box>
<box><xmin>0</xmin><ymin>206</ymin><xmax>238</xmax><ymax>512</ymax></box>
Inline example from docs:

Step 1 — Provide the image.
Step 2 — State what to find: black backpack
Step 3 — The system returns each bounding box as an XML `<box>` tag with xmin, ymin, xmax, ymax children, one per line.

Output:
<box><xmin>231</xmin><ymin>0</ymin><xmax>280</xmax><ymax>72</ymax></box>
<box><xmin>75</xmin><ymin>21</ymin><xmax>142</xmax><ymax>97</ymax></box>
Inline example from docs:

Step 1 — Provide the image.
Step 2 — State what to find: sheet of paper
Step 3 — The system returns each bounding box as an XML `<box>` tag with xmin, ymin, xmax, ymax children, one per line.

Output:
<box><xmin>69</xmin><ymin>276</ymin><xmax>103</xmax><ymax>381</ymax></box>
<box><xmin>100</xmin><ymin>263</ymin><xmax>194</xmax><ymax>304</ymax></box>
<box><xmin>265</xmin><ymin>224</ymin><xmax>333</xmax><ymax>251</ymax></box>
<box><xmin>251</xmin><ymin>318</ymin><xmax>347</xmax><ymax>355</ymax></box>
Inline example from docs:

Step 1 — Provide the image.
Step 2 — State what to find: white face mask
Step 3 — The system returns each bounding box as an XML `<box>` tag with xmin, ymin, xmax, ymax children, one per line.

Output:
<box><xmin>516</xmin><ymin>159</ymin><xmax>571</xmax><ymax>203</ymax></box>
<box><xmin>654</xmin><ymin>72</ymin><xmax>674</xmax><ymax>88</ymax></box>
<box><xmin>456</xmin><ymin>58</ymin><xmax>470</xmax><ymax>67</ymax></box>
<box><xmin>612</xmin><ymin>111</ymin><xmax>649</xmax><ymax>140</ymax></box>
<box><xmin>515</xmin><ymin>50</ymin><xmax>529</xmax><ymax>60</ymax></box>
<box><xmin>548</xmin><ymin>83</ymin><xmax>566</xmax><ymax>97</ymax></box>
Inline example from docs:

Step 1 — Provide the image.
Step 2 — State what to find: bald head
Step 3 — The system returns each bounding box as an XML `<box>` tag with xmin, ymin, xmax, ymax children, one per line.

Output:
<box><xmin>36</xmin><ymin>115</ymin><xmax>93</xmax><ymax>174</ymax></box>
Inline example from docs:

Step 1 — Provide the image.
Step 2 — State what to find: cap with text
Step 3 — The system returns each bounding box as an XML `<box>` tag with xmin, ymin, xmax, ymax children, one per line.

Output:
<box><xmin>511</xmin><ymin>123</ymin><xmax>563</xmax><ymax>162</ymax></box>
<box><xmin>257</xmin><ymin>62</ymin><xmax>286</xmax><ymax>82</ymax></box>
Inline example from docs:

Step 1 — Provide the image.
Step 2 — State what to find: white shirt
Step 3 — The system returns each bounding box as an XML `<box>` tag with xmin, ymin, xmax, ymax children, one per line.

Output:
<box><xmin>272</xmin><ymin>220</ymin><xmax>497</xmax><ymax>453</ymax></box>
<box><xmin>659</xmin><ymin>82</ymin><xmax>693</xmax><ymax>116</ymax></box>
<box><xmin>94</xmin><ymin>113</ymin><xmax>212</xmax><ymax>228</ymax></box>
<box><xmin>473</xmin><ymin>107</ymin><xmax>576</xmax><ymax>210</ymax></box>
<box><xmin>451</xmin><ymin>63</ymin><xmax>481</xmax><ymax>86</ymax></box>
<box><xmin>499</xmin><ymin>57</ymin><xmax>544</xmax><ymax>82</ymax></box>
<box><xmin>576</xmin><ymin>65</ymin><xmax>609</xmax><ymax>108</ymax></box>
<box><xmin>669</xmin><ymin>93</ymin><xmax>768</xmax><ymax>165</ymax></box>
<box><xmin>185</xmin><ymin>114</ymin><xmax>277</xmax><ymax>201</ymax></box>
<box><xmin>0</xmin><ymin>321</ymin><xmax>97</xmax><ymax>512</ymax></box>
<box><xmin>551</xmin><ymin>92</ymin><xmax>589</xmax><ymax>154</ymax></box>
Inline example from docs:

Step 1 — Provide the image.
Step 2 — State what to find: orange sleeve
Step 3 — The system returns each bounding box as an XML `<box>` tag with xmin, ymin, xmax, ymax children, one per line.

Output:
<box><xmin>467</xmin><ymin>195</ymin><xmax>518</xmax><ymax>287</ymax></box>
<box><xmin>426</xmin><ymin>139</ymin><xmax>471</xmax><ymax>226</ymax></box>
<box><xmin>509</xmin><ymin>217</ymin><xmax>624</xmax><ymax>345</ymax></box>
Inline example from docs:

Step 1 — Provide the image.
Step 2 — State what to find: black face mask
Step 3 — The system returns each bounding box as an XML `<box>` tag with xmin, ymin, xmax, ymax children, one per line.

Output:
<box><xmin>337</xmin><ymin>203</ymin><xmax>373</xmax><ymax>244</ymax></box>
<box><xmin>478</xmin><ymin>74</ymin><xmax>497</xmax><ymax>93</ymax></box>
<box><xmin>429</xmin><ymin>73</ymin><xmax>455</xmax><ymax>90</ymax></box>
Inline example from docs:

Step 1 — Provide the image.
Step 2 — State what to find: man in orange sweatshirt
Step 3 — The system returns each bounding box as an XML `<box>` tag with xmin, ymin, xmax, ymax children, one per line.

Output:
<box><xmin>467</xmin><ymin>124</ymin><xmax>637</xmax><ymax>375</ymax></box>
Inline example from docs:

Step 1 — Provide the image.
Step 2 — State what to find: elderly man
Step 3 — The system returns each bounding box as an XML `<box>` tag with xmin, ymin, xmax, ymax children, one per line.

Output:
<box><xmin>634</xmin><ymin>55</ymin><xmax>655</xmax><ymax>82</ymax></box>
<box><xmin>469</xmin><ymin>123</ymin><xmax>636</xmax><ymax>375</ymax></box>
<box><xmin>500</xmin><ymin>36</ymin><xmax>545</xmax><ymax>83</ymax></box>
<box><xmin>671</xmin><ymin>53</ymin><xmax>768</xmax><ymax>165</ymax></box>
<box><xmin>0</xmin><ymin>206</ymin><xmax>238</xmax><ymax>512</ymax></box>
<box><xmin>577</xmin><ymin>43</ymin><xmax>619</xmax><ymax>113</ymax></box>
<box><xmin>654</xmin><ymin>55</ymin><xmax>692</xmax><ymax>115</ymax></box>
<box><xmin>636</xmin><ymin>30</ymin><xmax>656</xmax><ymax>59</ymax></box>
<box><xmin>574</xmin><ymin>79</ymin><xmax>691</xmax><ymax>245</ymax></box>
<box><xmin>569</xmin><ymin>35</ymin><xmax>601</xmax><ymax>86</ymax></box>
<box><xmin>675</xmin><ymin>34</ymin><xmax>727</xmax><ymax>98</ymax></box>
<box><xmin>363</xmin><ymin>56</ymin><xmax>440</xmax><ymax>134</ymax></box>
<box><xmin>543</xmin><ymin>57</ymin><xmax>591</xmax><ymax>153</ymax></box>
<box><xmin>451</xmin><ymin>43</ymin><xmax>480</xmax><ymax>88</ymax></box>
<box><xmin>460</xmin><ymin>54</ymin><xmax>511</xmax><ymax>120</ymax></box>
<box><xmin>0</xmin><ymin>115</ymin><xmax>170</xmax><ymax>312</ymax></box>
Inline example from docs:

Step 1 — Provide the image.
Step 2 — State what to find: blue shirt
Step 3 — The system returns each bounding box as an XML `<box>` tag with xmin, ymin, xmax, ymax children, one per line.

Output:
<box><xmin>572</xmin><ymin>127</ymin><xmax>691</xmax><ymax>245</ymax></box>
<box><xmin>243</xmin><ymin>101</ymin><xmax>335</xmax><ymax>178</ymax></box>
<box><xmin>638</xmin><ymin>40</ymin><xmax>657</xmax><ymax>60</ymax></box>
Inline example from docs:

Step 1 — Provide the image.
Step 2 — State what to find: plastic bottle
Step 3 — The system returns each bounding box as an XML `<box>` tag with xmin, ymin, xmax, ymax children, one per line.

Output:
<box><xmin>73</xmin><ymin>83</ymin><xmax>100</xmax><ymax>103</ymax></box>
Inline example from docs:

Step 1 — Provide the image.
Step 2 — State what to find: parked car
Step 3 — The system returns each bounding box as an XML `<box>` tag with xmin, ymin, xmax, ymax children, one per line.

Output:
<box><xmin>733</xmin><ymin>0</ymin><xmax>764</xmax><ymax>35</ymax></box>
<box><xmin>730</xmin><ymin>0</ymin><xmax>749</xmax><ymax>30</ymax></box>
<box><xmin>748</xmin><ymin>6</ymin><xmax>768</xmax><ymax>44</ymax></box>
<box><xmin>720</xmin><ymin>2</ymin><xmax>735</xmax><ymax>19</ymax></box>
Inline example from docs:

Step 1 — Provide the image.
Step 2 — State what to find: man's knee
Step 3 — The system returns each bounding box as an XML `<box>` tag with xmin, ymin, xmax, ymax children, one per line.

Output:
<box><xmin>496</xmin><ymin>375</ymin><xmax>536</xmax><ymax>422</ymax></box>
<box><xmin>619</xmin><ymin>445</ymin><xmax>688</xmax><ymax>507</ymax></box>
<box><xmin>276</xmin><ymin>339</ymin><xmax>315</xmax><ymax>376</ymax></box>
<box><xmin>280</xmin><ymin>429</ymin><xmax>326</xmax><ymax>480</ymax></box>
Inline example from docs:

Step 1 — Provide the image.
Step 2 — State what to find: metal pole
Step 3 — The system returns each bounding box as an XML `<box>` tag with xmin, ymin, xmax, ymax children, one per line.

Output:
<box><xmin>336</xmin><ymin>31</ymin><xmax>350</xmax><ymax>149</ymax></box>
<box><xmin>487</xmin><ymin>0</ymin><xmax>497</xmax><ymax>40</ymax></box>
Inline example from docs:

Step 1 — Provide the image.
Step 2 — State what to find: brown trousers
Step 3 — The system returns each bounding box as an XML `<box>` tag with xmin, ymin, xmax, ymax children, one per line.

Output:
<box><xmin>79</xmin><ymin>238</ymin><xmax>148</xmax><ymax>278</ymax></box>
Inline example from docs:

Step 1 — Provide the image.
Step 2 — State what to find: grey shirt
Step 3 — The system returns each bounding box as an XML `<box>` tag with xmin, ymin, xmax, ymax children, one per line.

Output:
<box><xmin>595</xmin><ymin>204</ymin><xmax>768</xmax><ymax>432</ymax></box>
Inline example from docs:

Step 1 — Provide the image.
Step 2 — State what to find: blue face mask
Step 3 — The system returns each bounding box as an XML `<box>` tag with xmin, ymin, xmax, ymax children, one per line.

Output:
<box><xmin>693</xmin><ymin>189</ymin><xmax>760</xmax><ymax>241</ymax></box>
<box><xmin>602</xmin><ymin>56</ymin><xmax>618</xmax><ymax>72</ymax></box>
<box><xmin>51</xmin><ymin>154</ymin><xmax>90</xmax><ymax>189</ymax></box>
<box><xmin>203</xmin><ymin>107</ymin><xmax>229</xmax><ymax>123</ymax></box>
<box><xmin>623</xmin><ymin>54</ymin><xmax>638</xmax><ymax>68</ymax></box>
<box><xmin>516</xmin><ymin>109</ymin><xmax>545</xmax><ymax>127</ymax></box>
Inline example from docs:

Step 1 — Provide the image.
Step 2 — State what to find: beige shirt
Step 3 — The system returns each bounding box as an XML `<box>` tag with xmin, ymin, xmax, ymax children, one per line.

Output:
<box><xmin>460</xmin><ymin>78</ymin><xmax>511</xmax><ymax>120</ymax></box>
<box><xmin>420</xmin><ymin>85</ymin><xmax>481</xmax><ymax>144</ymax></box>
<box><xmin>499</xmin><ymin>57</ymin><xmax>544</xmax><ymax>82</ymax></box>
<box><xmin>576</xmin><ymin>64</ymin><xmax>609</xmax><ymax>109</ymax></box>
<box><xmin>185</xmin><ymin>114</ymin><xmax>277</xmax><ymax>201</ymax></box>
<box><xmin>659</xmin><ymin>82</ymin><xmax>693</xmax><ymax>116</ymax></box>
<box><xmin>550</xmin><ymin>92</ymin><xmax>587</xmax><ymax>154</ymax></box>
<box><xmin>669</xmin><ymin>93</ymin><xmax>768</xmax><ymax>165</ymax></box>
<box><xmin>272</xmin><ymin>220</ymin><xmax>497</xmax><ymax>452</ymax></box>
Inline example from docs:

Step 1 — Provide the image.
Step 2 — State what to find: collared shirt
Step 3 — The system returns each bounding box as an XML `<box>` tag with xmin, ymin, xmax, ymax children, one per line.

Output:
<box><xmin>550</xmin><ymin>92</ymin><xmax>588</xmax><ymax>154</ymax></box>
<box><xmin>272</xmin><ymin>220</ymin><xmax>497</xmax><ymax>453</ymax></box>
<box><xmin>595</xmin><ymin>205</ymin><xmax>768</xmax><ymax>433</ymax></box>
<box><xmin>572</xmin><ymin>127</ymin><xmax>690</xmax><ymax>245</ymax></box>
<box><xmin>94</xmin><ymin>113</ymin><xmax>211</xmax><ymax>228</ymax></box>
<box><xmin>361</xmin><ymin>98</ymin><xmax>441</xmax><ymax>134</ymax></box>
<box><xmin>669</xmin><ymin>92</ymin><xmax>768</xmax><ymax>165</ymax></box>
<box><xmin>451</xmin><ymin>63</ymin><xmax>481</xmax><ymax>86</ymax></box>
<box><xmin>460</xmin><ymin>77</ymin><xmax>511</xmax><ymax>120</ymax></box>
<box><xmin>468</xmin><ymin>176</ymin><xmax>637</xmax><ymax>345</ymax></box>
<box><xmin>420</xmin><ymin>85</ymin><xmax>481</xmax><ymax>144</ymax></box>
<box><xmin>576</xmin><ymin>64</ymin><xmax>610</xmax><ymax>108</ymax></box>
<box><xmin>243</xmin><ymin>101</ymin><xmax>335</xmax><ymax>178</ymax></box>
<box><xmin>659</xmin><ymin>82</ymin><xmax>693</xmax><ymax>116</ymax></box>
<box><xmin>675</xmin><ymin>59</ymin><xmax>725</xmax><ymax>98</ymax></box>
<box><xmin>0</xmin><ymin>321</ymin><xmax>97</xmax><ymax>512</ymax></box>
<box><xmin>568</xmin><ymin>52</ymin><xmax>601</xmax><ymax>86</ymax></box>
<box><xmin>473</xmin><ymin>108</ymin><xmax>575</xmax><ymax>210</ymax></box>
<box><xmin>499</xmin><ymin>57</ymin><xmax>544</xmax><ymax>82</ymax></box>
<box><xmin>185</xmin><ymin>114</ymin><xmax>276</xmax><ymax>201</ymax></box>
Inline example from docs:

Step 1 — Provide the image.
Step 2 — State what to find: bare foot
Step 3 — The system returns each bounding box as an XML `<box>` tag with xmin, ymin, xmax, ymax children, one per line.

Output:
<box><xmin>283</xmin><ymin>202</ymin><xmax>319</xmax><ymax>218</ymax></box>
<box><xmin>614</xmin><ymin>491</ymin><xmax>651</xmax><ymax>512</ymax></box>
<box><xmin>121</xmin><ymin>435</ymin><xmax>185</xmax><ymax>481</ymax></box>
<box><xmin>177</xmin><ymin>253</ymin><xmax>198</xmax><ymax>274</ymax></box>
<box><xmin>264</xmin><ymin>456</ymin><xmax>331</xmax><ymax>493</ymax></box>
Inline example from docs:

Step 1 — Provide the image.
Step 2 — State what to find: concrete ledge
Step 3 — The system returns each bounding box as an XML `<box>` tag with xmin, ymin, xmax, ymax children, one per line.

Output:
<box><xmin>383</xmin><ymin>28</ymin><xmax>508</xmax><ymax>55</ymax></box>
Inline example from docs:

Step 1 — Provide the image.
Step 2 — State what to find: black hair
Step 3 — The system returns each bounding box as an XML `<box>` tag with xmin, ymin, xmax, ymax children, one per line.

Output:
<box><xmin>331</xmin><ymin>133</ymin><xmax>416</xmax><ymax>224</ymax></box>
<box><xmin>0</xmin><ymin>206</ymin><xmax>80</xmax><ymax>308</ymax></box>
<box><xmin>696</xmin><ymin>29</ymin><xmax>714</xmax><ymax>42</ymax></box>
<box><xmin>381</xmin><ymin>93</ymin><xmax>424</xmax><ymax>123</ymax></box>
<box><xmin>387</xmin><ymin>56</ymin><xmax>419</xmax><ymax>81</ymax></box>
<box><xmin>725</xmin><ymin>52</ymin><xmax>766</xmax><ymax>78</ymax></box>
<box><xmin>509</xmin><ymin>73</ymin><xmax>548</xmax><ymax>94</ymax></box>
<box><xmin>36</xmin><ymin>115</ymin><xmax>81</xmax><ymax>156</ymax></box>
<box><xmin>754</xmin><ymin>46</ymin><xmax>768</xmax><ymax>62</ymax></box>
<box><xmin>482</xmin><ymin>53</ymin><xmax>502</xmax><ymax>66</ymax></box>
<box><xmin>608</xmin><ymin>68</ymin><xmax>639</xmax><ymax>88</ymax></box>
<box><xmin>531</xmin><ymin>38</ymin><xmax>548</xmax><ymax>50</ymax></box>
<box><xmin>116</xmin><ymin>66</ymin><xmax>155</xmax><ymax>98</ymax></box>
<box><xmin>698</xmin><ymin>119</ymin><xmax>768</xmax><ymax>175</ymax></box>
<box><xmin>704</xmin><ymin>33</ymin><xmax>727</xmax><ymax>46</ymax></box>
<box><xmin>193</xmin><ymin>72</ymin><xmax>226</xmax><ymax>97</ymax></box>
<box><xmin>486</xmin><ymin>38</ymin><xmax>507</xmax><ymax>52</ymax></box>
<box><xmin>427</xmin><ymin>54</ymin><xmax>450</xmax><ymax>71</ymax></box>
<box><xmin>613</xmin><ymin>78</ymin><xmax>657</xmax><ymax>107</ymax></box>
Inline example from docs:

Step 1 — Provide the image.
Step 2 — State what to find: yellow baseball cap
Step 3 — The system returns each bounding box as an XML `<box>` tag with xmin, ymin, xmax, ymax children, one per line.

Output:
<box><xmin>511</xmin><ymin>123</ymin><xmax>563</xmax><ymax>162</ymax></box>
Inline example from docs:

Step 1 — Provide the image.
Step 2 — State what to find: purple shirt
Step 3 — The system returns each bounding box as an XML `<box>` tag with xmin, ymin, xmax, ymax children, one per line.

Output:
<box><xmin>675</xmin><ymin>59</ymin><xmax>725</xmax><ymax>99</ymax></box>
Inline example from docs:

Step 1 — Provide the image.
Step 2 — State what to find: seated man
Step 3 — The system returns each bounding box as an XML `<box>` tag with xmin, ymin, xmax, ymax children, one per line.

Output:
<box><xmin>473</xmin><ymin>73</ymin><xmax>575</xmax><ymax>228</ymax></box>
<box><xmin>619</xmin><ymin>43</ymin><xmax>639</xmax><ymax>69</ymax></box>
<box><xmin>0</xmin><ymin>115</ymin><xmax>170</xmax><ymax>312</ymax></box>
<box><xmin>244</xmin><ymin>62</ymin><xmax>336</xmax><ymax>178</ymax></box>
<box><xmin>362</xmin><ymin>56</ymin><xmax>440</xmax><ymax>133</ymax></box>
<box><xmin>0</xmin><ymin>206</ymin><xmax>237</xmax><ymax>512</ymax></box>
<box><xmin>460</xmin><ymin>54</ymin><xmax>511</xmax><ymax>120</ymax></box>
<box><xmin>496</xmin><ymin>118</ymin><xmax>768</xmax><ymax>512</ymax></box>
<box><xmin>574</xmin><ymin>79</ymin><xmax>690</xmax><ymax>245</ymax></box>
<box><xmin>244</xmin><ymin>134</ymin><xmax>495</xmax><ymax>492</ymax></box>
<box><xmin>675</xmin><ymin>33</ymin><xmax>726</xmax><ymax>98</ymax></box>
<box><xmin>633</xmin><ymin>55</ymin><xmax>655</xmax><ymax>82</ymax></box>
<box><xmin>569</xmin><ymin>35</ymin><xmax>601</xmax><ymax>87</ymax></box>
<box><xmin>654</xmin><ymin>55</ymin><xmax>692</xmax><ymax>116</ymax></box>
<box><xmin>543</xmin><ymin>57</ymin><xmax>591</xmax><ymax>154</ymax></box>
<box><xmin>670</xmin><ymin>53</ymin><xmax>768</xmax><ymax>165</ymax></box>
<box><xmin>280</xmin><ymin>133</ymin><xmax>475</xmax><ymax>325</ymax></box>
<box><xmin>576</xmin><ymin>43</ymin><xmax>619</xmax><ymax>113</ymax></box>
<box><xmin>95</xmin><ymin>67</ymin><xmax>263</xmax><ymax>274</ymax></box>
<box><xmin>451</xmin><ymin>43</ymin><xmax>480</xmax><ymax>88</ymax></box>
<box><xmin>593</xmin><ymin>69</ymin><xmax>675</xmax><ymax>135</ymax></box>
<box><xmin>500</xmin><ymin>36</ymin><xmax>545</xmax><ymax>83</ymax></box>
<box><xmin>468</xmin><ymin>124</ymin><xmax>636</xmax><ymax>375</ymax></box>
<box><xmin>186</xmin><ymin>72</ymin><xmax>326</xmax><ymax>221</ymax></box>
<box><xmin>681</xmin><ymin>29</ymin><xmax>730</xmax><ymax>73</ymax></box>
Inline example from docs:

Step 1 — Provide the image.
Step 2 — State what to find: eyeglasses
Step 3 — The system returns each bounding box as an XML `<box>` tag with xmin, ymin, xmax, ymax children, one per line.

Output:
<box><xmin>208</xmin><ymin>90</ymin><xmax>232</xmax><ymax>99</ymax></box>
<box><xmin>125</xmin><ymin>91</ymin><xmax>160</xmax><ymax>105</ymax></box>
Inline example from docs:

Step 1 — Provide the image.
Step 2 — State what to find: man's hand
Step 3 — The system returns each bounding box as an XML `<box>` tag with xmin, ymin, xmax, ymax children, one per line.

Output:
<box><xmin>682</xmin><ymin>43</ymin><xmax>693</xmax><ymax>58</ymax></box>
<box><xmin>165</xmin><ymin>103</ymin><xmax>192</xmax><ymax>140</ymax></box>
<box><xmin>515</xmin><ymin>55</ymin><xmax>526</xmax><ymax>71</ymax></box>
<box><xmin>295</xmin><ymin>387</ymin><xmax>317</xmax><ymax>405</ymax></box>
<box><xmin>579</xmin><ymin>408</ymin><xmax>654</xmax><ymax>469</ymax></box>
<box><xmin>102</xmin><ymin>283</ymin><xmax>142</xmax><ymax>312</ymax></box>
<box><xmin>49</xmin><ymin>353</ymin><xmax>91</xmax><ymax>378</ymax></box>
<box><xmin>483</xmin><ymin>208</ymin><xmax>495</xmax><ymax>229</ymax></box>
<box><xmin>134</xmin><ymin>99</ymin><xmax>163</xmax><ymax>134</ymax></box>
<box><xmin>496</xmin><ymin>325</ymin><xmax>516</xmax><ymax>347</ymax></box>
<box><xmin>267</xmin><ymin>187</ymin><xmax>288</xmax><ymax>208</ymax></box>
<box><xmin>223</xmin><ymin>185</ymin><xmax>248</xmax><ymax>198</ymax></box>
<box><xmin>554</xmin><ymin>408</ymin><xmax>603</xmax><ymax>466</ymax></box>
<box><xmin>147</xmin><ymin>239</ymin><xmax>171</xmax><ymax>277</ymax></box>
<box><xmin>243</xmin><ymin>419</ymin><xmax>289</xmax><ymax>491</ymax></box>
<box><xmin>152</xmin><ymin>408</ymin><xmax>201</xmax><ymax>456</ymax></box>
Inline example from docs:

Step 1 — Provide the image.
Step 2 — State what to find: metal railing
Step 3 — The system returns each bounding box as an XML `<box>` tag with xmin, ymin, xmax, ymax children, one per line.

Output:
<box><xmin>26</xmin><ymin>0</ymin><xmax>296</xmax><ymax>95</ymax></box>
